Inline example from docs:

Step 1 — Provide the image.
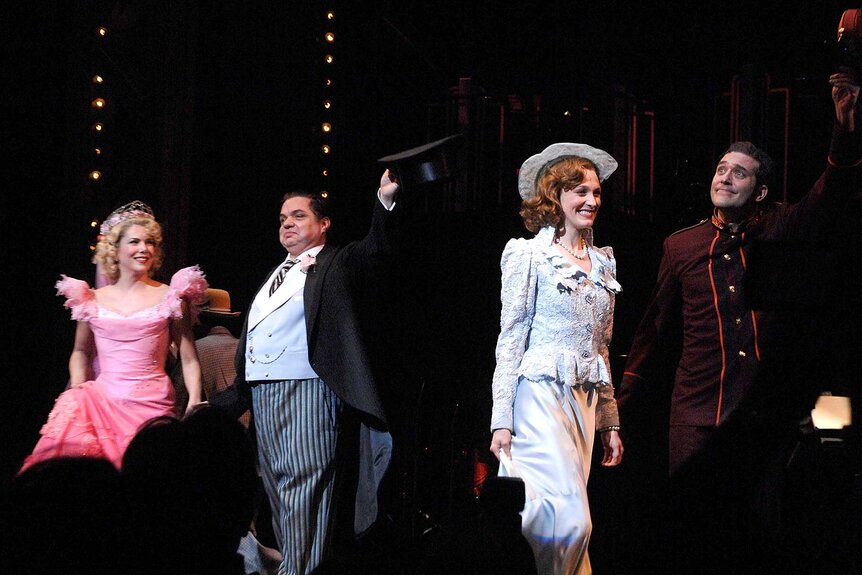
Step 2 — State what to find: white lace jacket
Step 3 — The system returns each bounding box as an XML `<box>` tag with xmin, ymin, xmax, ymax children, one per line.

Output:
<box><xmin>490</xmin><ymin>226</ymin><xmax>622</xmax><ymax>432</ymax></box>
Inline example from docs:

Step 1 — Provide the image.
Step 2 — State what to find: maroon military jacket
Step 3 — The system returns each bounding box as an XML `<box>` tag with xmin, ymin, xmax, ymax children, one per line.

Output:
<box><xmin>619</xmin><ymin>126</ymin><xmax>862</xmax><ymax>428</ymax></box>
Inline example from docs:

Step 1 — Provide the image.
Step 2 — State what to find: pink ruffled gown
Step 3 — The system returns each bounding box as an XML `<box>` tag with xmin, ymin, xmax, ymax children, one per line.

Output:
<box><xmin>20</xmin><ymin>266</ymin><xmax>208</xmax><ymax>472</ymax></box>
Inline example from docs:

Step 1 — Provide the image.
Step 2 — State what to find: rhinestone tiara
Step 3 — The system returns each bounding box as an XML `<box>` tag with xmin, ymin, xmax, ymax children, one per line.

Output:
<box><xmin>99</xmin><ymin>200</ymin><xmax>155</xmax><ymax>236</ymax></box>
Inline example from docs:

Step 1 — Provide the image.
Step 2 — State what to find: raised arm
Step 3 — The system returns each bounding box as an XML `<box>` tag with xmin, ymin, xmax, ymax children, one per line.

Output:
<box><xmin>378</xmin><ymin>169</ymin><xmax>400</xmax><ymax>209</ymax></box>
<box><xmin>831</xmin><ymin>70</ymin><xmax>860</xmax><ymax>133</ymax></box>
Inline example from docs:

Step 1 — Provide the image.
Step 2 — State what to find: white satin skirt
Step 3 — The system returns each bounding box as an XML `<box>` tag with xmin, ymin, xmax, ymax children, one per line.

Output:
<box><xmin>498</xmin><ymin>377</ymin><xmax>597</xmax><ymax>575</ymax></box>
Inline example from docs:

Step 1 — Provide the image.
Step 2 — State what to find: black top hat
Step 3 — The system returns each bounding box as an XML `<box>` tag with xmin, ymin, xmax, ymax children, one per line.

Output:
<box><xmin>377</xmin><ymin>134</ymin><xmax>464</xmax><ymax>192</ymax></box>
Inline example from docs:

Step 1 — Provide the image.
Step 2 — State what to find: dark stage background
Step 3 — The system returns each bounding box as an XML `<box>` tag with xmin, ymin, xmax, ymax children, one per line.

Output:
<box><xmin>4</xmin><ymin>1</ymin><xmax>861</xmax><ymax>572</ymax></box>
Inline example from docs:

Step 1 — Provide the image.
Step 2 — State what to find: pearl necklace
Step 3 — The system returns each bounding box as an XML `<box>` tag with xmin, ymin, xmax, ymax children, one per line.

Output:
<box><xmin>556</xmin><ymin>236</ymin><xmax>588</xmax><ymax>260</ymax></box>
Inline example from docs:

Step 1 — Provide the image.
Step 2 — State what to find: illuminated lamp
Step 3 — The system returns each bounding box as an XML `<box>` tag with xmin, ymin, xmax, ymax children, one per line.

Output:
<box><xmin>811</xmin><ymin>393</ymin><xmax>852</xmax><ymax>432</ymax></box>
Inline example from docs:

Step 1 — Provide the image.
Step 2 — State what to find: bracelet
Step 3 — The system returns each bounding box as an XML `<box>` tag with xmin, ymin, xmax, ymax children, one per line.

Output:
<box><xmin>598</xmin><ymin>425</ymin><xmax>621</xmax><ymax>433</ymax></box>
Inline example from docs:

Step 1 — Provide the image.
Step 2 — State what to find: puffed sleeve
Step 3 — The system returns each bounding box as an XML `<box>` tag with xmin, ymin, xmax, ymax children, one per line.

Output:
<box><xmin>55</xmin><ymin>275</ymin><xmax>96</xmax><ymax>321</ymax></box>
<box><xmin>490</xmin><ymin>238</ymin><xmax>536</xmax><ymax>432</ymax></box>
<box><xmin>167</xmin><ymin>265</ymin><xmax>209</xmax><ymax>322</ymax></box>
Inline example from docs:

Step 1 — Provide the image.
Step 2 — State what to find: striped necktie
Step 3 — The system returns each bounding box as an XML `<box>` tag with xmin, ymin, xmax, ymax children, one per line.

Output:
<box><xmin>268</xmin><ymin>259</ymin><xmax>298</xmax><ymax>296</ymax></box>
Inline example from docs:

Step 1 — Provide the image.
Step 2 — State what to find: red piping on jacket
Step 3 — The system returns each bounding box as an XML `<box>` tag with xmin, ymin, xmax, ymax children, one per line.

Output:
<box><xmin>707</xmin><ymin>230</ymin><xmax>726</xmax><ymax>425</ymax></box>
<box><xmin>738</xmin><ymin>232</ymin><xmax>762</xmax><ymax>361</ymax></box>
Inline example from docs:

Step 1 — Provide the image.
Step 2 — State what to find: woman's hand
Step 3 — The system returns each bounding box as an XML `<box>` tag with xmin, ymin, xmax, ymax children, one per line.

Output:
<box><xmin>184</xmin><ymin>400</ymin><xmax>209</xmax><ymax>418</ymax></box>
<box><xmin>490</xmin><ymin>428</ymin><xmax>512</xmax><ymax>460</ymax></box>
<box><xmin>600</xmin><ymin>429</ymin><xmax>624</xmax><ymax>466</ymax></box>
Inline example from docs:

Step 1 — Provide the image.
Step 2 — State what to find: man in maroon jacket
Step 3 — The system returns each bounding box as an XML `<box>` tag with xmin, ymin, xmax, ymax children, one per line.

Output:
<box><xmin>619</xmin><ymin>71</ymin><xmax>862</xmax><ymax>476</ymax></box>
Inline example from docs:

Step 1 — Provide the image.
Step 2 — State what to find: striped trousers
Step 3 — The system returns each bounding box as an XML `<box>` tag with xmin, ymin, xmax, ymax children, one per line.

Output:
<box><xmin>252</xmin><ymin>378</ymin><xmax>343</xmax><ymax>575</ymax></box>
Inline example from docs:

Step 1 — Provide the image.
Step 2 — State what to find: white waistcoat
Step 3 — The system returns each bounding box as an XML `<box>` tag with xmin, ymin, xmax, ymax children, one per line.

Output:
<box><xmin>245</xmin><ymin>253</ymin><xmax>320</xmax><ymax>381</ymax></box>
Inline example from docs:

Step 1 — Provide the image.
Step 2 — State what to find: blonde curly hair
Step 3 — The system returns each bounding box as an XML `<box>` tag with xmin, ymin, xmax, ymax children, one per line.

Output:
<box><xmin>519</xmin><ymin>156</ymin><xmax>598</xmax><ymax>236</ymax></box>
<box><xmin>93</xmin><ymin>217</ymin><xmax>164</xmax><ymax>282</ymax></box>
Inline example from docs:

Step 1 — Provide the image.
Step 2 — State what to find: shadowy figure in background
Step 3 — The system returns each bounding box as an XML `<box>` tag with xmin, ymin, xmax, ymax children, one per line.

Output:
<box><xmin>120</xmin><ymin>406</ymin><xmax>258</xmax><ymax>575</ymax></box>
<box><xmin>172</xmin><ymin>287</ymin><xmax>249</xmax><ymax>426</ymax></box>
<box><xmin>0</xmin><ymin>457</ymin><xmax>128</xmax><ymax>575</ymax></box>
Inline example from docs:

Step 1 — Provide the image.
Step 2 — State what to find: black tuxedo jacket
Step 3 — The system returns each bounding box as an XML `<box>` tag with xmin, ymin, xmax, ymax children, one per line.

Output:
<box><xmin>221</xmin><ymin>198</ymin><xmax>396</xmax><ymax>430</ymax></box>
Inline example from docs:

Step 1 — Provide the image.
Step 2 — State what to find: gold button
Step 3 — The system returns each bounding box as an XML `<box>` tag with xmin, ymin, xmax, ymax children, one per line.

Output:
<box><xmin>739</xmin><ymin>351</ymin><xmax>746</xmax><ymax>357</ymax></box>
<box><xmin>729</xmin><ymin>285</ymin><xmax>736</xmax><ymax>293</ymax></box>
<box><xmin>724</xmin><ymin>254</ymin><xmax>731</xmax><ymax>261</ymax></box>
<box><xmin>735</xmin><ymin>318</ymin><xmax>742</xmax><ymax>325</ymax></box>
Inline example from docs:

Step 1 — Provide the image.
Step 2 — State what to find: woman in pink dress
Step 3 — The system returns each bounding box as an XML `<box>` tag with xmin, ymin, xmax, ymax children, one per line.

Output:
<box><xmin>20</xmin><ymin>201</ymin><xmax>207</xmax><ymax>472</ymax></box>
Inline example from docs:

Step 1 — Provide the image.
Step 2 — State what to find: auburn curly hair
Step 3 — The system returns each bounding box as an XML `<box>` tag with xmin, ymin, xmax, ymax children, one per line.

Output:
<box><xmin>519</xmin><ymin>156</ymin><xmax>598</xmax><ymax>236</ymax></box>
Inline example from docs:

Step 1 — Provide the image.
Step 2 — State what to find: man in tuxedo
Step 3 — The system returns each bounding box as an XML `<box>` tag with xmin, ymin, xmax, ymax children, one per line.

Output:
<box><xmin>232</xmin><ymin>170</ymin><xmax>399</xmax><ymax>575</ymax></box>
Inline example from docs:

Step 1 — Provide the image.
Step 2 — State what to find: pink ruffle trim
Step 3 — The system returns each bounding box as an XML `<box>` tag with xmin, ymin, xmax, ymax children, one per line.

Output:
<box><xmin>55</xmin><ymin>276</ymin><xmax>97</xmax><ymax>321</ymax></box>
<box><xmin>168</xmin><ymin>265</ymin><xmax>209</xmax><ymax>323</ymax></box>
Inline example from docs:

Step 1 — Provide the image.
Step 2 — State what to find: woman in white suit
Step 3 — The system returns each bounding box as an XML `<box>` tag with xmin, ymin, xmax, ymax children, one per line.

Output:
<box><xmin>489</xmin><ymin>143</ymin><xmax>624</xmax><ymax>575</ymax></box>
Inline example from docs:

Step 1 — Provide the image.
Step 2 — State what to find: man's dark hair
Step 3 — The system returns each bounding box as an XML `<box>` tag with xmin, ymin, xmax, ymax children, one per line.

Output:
<box><xmin>281</xmin><ymin>189</ymin><xmax>329</xmax><ymax>219</ymax></box>
<box><xmin>723</xmin><ymin>141</ymin><xmax>774</xmax><ymax>189</ymax></box>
